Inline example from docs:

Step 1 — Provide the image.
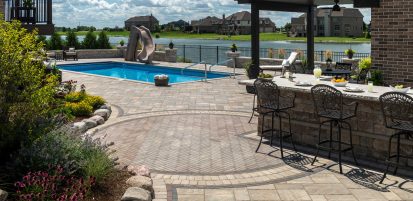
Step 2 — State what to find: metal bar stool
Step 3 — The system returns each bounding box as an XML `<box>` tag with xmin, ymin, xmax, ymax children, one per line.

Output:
<box><xmin>379</xmin><ymin>92</ymin><xmax>413</xmax><ymax>183</ymax></box>
<box><xmin>311</xmin><ymin>84</ymin><xmax>359</xmax><ymax>174</ymax></box>
<box><xmin>254</xmin><ymin>78</ymin><xmax>297</xmax><ymax>158</ymax></box>
<box><xmin>246</xmin><ymin>85</ymin><xmax>257</xmax><ymax>123</ymax></box>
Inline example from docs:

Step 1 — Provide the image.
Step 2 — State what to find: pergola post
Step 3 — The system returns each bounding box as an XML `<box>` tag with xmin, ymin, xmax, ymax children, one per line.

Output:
<box><xmin>306</xmin><ymin>5</ymin><xmax>315</xmax><ymax>70</ymax></box>
<box><xmin>250</xmin><ymin>3</ymin><xmax>260</xmax><ymax>79</ymax></box>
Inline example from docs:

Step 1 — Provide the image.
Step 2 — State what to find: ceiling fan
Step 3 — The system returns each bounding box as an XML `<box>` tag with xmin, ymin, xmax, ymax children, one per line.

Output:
<box><xmin>332</xmin><ymin>0</ymin><xmax>341</xmax><ymax>11</ymax></box>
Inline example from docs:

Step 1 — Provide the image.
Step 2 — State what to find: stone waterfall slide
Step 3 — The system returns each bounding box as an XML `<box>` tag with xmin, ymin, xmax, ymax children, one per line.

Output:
<box><xmin>125</xmin><ymin>26</ymin><xmax>155</xmax><ymax>64</ymax></box>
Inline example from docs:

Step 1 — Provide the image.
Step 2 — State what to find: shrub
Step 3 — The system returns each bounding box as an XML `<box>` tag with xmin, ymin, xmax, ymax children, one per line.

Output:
<box><xmin>0</xmin><ymin>16</ymin><xmax>59</xmax><ymax>161</ymax></box>
<box><xmin>49</xmin><ymin>32</ymin><xmax>63</xmax><ymax>50</ymax></box>
<box><xmin>82</xmin><ymin>31</ymin><xmax>97</xmax><ymax>49</ymax></box>
<box><xmin>97</xmin><ymin>31</ymin><xmax>111</xmax><ymax>49</ymax></box>
<box><xmin>119</xmin><ymin>40</ymin><xmax>125</xmax><ymax>46</ymax></box>
<box><xmin>11</xmin><ymin>128</ymin><xmax>115</xmax><ymax>184</ymax></box>
<box><xmin>65</xmin><ymin>102</ymin><xmax>93</xmax><ymax>117</ymax></box>
<box><xmin>15</xmin><ymin>166</ymin><xmax>96</xmax><ymax>201</ymax></box>
<box><xmin>84</xmin><ymin>95</ymin><xmax>105</xmax><ymax>109</ymax></box>
<box><xmin>243</xmin><ymin>62</ymin><xmax>253</xmax><ymax>79</ymax></box>
<box><xmin>66</xmin><ymin>30</ymin><xmax>79</xmax><ymax>49</ymax></box>
<box><xmin>65</xmin><ymin>91</ymin><xmax>86</xmax><ymax>103</ymax></box>
<box><xmin>359</xmin><ymin>57</ymin><xmax>372</xmax><ymax>70</ymax></box>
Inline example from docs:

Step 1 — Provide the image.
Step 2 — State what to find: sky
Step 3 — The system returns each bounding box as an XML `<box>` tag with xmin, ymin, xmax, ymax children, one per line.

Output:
<box><xmin>53</xmin><ymin>0</ymin><xmax>371</xmax><ymax>28</ymax></box>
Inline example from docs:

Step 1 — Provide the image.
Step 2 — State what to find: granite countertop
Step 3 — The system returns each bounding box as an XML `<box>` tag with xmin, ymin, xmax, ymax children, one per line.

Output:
<box><xmin>239</xmin><ymin>74</ymin><xmax>412</xmax><ymax>102</ymax></box>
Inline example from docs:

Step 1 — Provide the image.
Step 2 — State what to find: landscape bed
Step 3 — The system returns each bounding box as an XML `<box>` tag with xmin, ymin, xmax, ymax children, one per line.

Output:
<box><xmin>59</xmin><ymin>62</ymin><xmax>231</xmax><ymax>84</ymax></box>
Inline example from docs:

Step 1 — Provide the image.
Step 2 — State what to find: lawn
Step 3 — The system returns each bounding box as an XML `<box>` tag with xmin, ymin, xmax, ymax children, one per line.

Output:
<box><xmin>57</xmin><ymin>31</ymin><xmax>371</xmax><ymax>43</ymax></box>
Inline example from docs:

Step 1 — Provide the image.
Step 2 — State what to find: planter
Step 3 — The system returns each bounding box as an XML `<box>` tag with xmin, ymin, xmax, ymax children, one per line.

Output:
<box><xmin>154</xmin><ymin>78</ymin><xmax>169</xmax><ymax>86</ymax></box>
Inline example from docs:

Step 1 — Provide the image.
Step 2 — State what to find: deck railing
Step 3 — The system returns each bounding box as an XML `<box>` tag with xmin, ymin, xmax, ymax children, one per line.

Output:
<box><xmin>4</xmin><ymin>0</ymin><xmax>52</xmax><ymax>24</ymax></box>
<box><xmin>154</xmin><ymin>44</ymin><xmax>371</xmax><ymax>65</ymax></box>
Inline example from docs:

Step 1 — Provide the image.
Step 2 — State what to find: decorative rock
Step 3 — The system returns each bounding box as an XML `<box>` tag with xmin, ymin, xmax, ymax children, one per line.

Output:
<box><xmin>126</xmin><ymin>176</ymin><xmax>153</xmax><ymax>193</ymax></box>
<box><xmin>72</xmin><ymin>121</ymin><xmax>87</xmax><ymax>133</ymax></box>
<box><xmin>127</xmin><ymin>165</ymin><xmax>151</xmax><ymax>177</ymax></box>
<box><xmin>82</xmin><ymin>118</ymin><xmax>98</xmax><ymax>129</ymax></box>
<box><xmin>0</xmin><ymin>189</ymin><xmax>8</xmax><ymax>201</ymax></box>
<box><xmin>93</xmin><ymin>109</ymin><xmax>110</xmax><ymax>120</ymax></box>
<box><xmin>121</xmin><ymin>187</ymin><xmax>151</xmax><ymax>201</ymax></box>
<box><xmin>100</xmin><ymin>104</ymin><xmax>112</xmax><ymax>112</ymax></box>
<box><xmin>89</xmin><ymin>115</ymin><xmax>105</xmax><ymax>125</ymax></box>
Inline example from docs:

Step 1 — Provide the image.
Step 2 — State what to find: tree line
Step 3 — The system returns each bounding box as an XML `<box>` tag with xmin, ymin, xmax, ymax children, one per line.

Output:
<box><xmin>38</xmin><ymin>30</ymin><xmax>112</xmax><ymax>50</ymax></box>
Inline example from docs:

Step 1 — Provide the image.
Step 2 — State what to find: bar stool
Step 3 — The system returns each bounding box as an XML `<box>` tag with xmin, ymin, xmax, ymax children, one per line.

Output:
<box><xmin>254</xmin><ymin>78</ymin><xmax>297</xmax><ymax>158</ymax></box>
<box><xmin>379</xmin><ymin>92</ymin><xmax>413</xmax><ymax>183</ymax></box>
<box><xmin>311</xmin><ymin>84</ymin><xmax>359</xmax><ymax>174</ymax></box>
<box><xmin>246</xmin><ymin>85</ymin><xmax>258</xmax><ymax>123</ymax></box>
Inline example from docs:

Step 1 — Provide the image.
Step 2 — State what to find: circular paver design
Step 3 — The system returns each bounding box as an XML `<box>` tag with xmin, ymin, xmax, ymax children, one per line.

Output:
<box><xmin>95</xmin><ymin>113</ymin><xmax>286</xmax><ymax>175</ymax></box>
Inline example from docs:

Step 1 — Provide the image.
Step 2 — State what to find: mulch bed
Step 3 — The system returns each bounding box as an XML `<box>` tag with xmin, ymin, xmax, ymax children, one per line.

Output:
<box><xmin>86</xmin><ymin>169</ymin><xmax>130</xmax><ymax>201</ymax></box>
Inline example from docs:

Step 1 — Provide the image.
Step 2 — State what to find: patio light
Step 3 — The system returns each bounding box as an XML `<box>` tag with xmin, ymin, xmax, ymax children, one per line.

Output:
<box><xmin>332</xmin><ymin>0</ymin><xmax>341</xmax><ymax>11</ymax></box>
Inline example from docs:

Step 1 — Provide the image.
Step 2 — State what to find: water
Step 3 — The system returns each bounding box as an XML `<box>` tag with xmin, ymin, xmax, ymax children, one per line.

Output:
<box><xmin>58</xmin><ymin>62</ymin><xmax>230</xmax><ymax>84</ymax></box>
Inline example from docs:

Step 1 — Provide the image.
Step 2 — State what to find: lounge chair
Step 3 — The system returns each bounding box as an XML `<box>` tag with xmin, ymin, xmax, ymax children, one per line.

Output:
<box><xmin>63</xmin><ymin>47</ymin><xmax>78</xmax><ymax>61</ymax></box>
<box><xmin>260</xmin><ymin>52</ymin><xmax>299</xmax><ymax>76</ymax></box>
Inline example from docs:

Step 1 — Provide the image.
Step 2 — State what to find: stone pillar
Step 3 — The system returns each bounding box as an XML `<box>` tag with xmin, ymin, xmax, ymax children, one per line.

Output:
<box><xmin>371</xmin><ymin>0</ymin><xmax>413</xmax><ymax>86</ymax></box>
<box><xmin>165</xmin><ymin>48</ymin><xmax>177</xmax><ymax>63</ymax></box>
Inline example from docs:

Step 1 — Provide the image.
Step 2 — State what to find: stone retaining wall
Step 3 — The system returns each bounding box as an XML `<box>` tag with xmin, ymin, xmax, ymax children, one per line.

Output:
<box><xmin>258</xmin><ymin>90</ymin><xmax>413</xmax><ymax>170</ymax></box>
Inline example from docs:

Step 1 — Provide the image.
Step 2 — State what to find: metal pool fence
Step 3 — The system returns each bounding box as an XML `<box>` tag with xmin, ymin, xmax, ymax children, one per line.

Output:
<box><xmin>155</xmin><ymin>44</ymin><xmax>371</xmax><ymax>65</ymax></box>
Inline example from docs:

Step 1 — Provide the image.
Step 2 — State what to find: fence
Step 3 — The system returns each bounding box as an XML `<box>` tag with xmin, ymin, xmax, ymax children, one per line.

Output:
<box><xmin>155</xmin><ymin>44</ymin><xmax>370</xmax><ymax>65</ymax></box>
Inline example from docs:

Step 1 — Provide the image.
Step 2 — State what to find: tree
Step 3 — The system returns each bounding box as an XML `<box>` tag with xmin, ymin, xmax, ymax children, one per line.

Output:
<box><xmin>49</xmin><ymin>32</ymin><xmax>63</xmax><ymax>50</ymax></box>
<box><xmin>0</xmin><ymin>18</ymin><xmax>59</xmax><ymax>160</ymax></box>
<box><xmin>284</xmin><ymin>23</ymin><xmax>292</xmax><ymax>32</ymax></box>
<box><xmin>66</xmin><ymin>30</ymin><xmax>79</xmax><ymax>48</ymax></box>
<box><xmin>82</xmin><ymin>30</ymin><xmax>97</xmax><ymax>49</ymax></box>
<box><xmin>97</xmin><ymin>31</ymin><xmax>111</xmax><ymax>49</ymax></box>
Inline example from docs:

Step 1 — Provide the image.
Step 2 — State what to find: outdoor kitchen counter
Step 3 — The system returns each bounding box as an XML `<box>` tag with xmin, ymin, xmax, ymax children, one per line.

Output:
<box><xmin>256</xmin><ymin>74</ymin><xmax>413</xmax><ymax>171</ymax></box>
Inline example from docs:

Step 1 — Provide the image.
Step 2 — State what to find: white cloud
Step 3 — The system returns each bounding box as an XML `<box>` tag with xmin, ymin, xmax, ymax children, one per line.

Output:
<box><xmin>53</xmin><ymin>0</ymin><xmax>371</xmax><ymax>28</ymax></box>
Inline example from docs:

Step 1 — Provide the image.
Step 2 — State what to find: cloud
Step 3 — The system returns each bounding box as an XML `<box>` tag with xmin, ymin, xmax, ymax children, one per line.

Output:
<box><xmin>53</xmin><ymin>0</ymin><xmax>371</xmax><ymax>28</ymax></box>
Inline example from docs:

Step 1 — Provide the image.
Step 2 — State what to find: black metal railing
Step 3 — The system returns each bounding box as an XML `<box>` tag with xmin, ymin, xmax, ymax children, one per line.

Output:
<box><xmin>154</xmin><ymin>44</ymin><xmax>370</xmax><ymax>64</ymax></box>
<box><xmin>5</xmin><ymin>0</ymin><xmax>52</xmax><ymax>24</ymax></box>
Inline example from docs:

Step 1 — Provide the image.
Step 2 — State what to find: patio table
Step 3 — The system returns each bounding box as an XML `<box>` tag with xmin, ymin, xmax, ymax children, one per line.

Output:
<box><xmin>256</xmin><ymin>74</ymin><xmax>413</xmax><ymax>170</ymax></box>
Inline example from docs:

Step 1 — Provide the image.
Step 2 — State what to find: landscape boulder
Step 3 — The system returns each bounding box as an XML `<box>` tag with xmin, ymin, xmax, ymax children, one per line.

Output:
<box><xmin>127</xmin><ymin>165</ymin><xmax>151</xmax><ymax>177</ymax></box>
<box><xmin>93</xmin><ymin>109</ymin><xmax>111</xmax><ymax>120</ymax></box>
<box><xmin>126</xmin><ymin>175</ymin><xmax>153</xmax><ymax>193</ymax></box>
<box><xmin>82</xmin><ymin>118</ymin><xmax>98</xmax><ymax>129</ymax></box>
<box><xmin>72</xmin><ymin>121</ymin><xmax>87</xmax><ymax>133</ymax></box>
<box><xmin>100</xmin><ymin>104</ymin><xmax>112</xmax><ymax>112</ymax></box>
<box><xmin>0</xmin><ymin>189</ymin><xmax>8</xmax><ymax>201</ymax></box>
<box><xmin>121</xmin><ymin>187</ymin><xmax>151</xmax><ymax>201</ymax></box>
<box><xmin>89</xmin><ymin>115</ymin><xmax>105</xmax><ymax>125</ymax></box>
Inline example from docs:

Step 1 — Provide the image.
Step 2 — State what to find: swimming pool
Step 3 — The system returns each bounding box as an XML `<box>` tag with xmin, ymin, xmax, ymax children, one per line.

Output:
<box><xmin>59</xmin><ymin>62</ymin><xmax>230</xmax><ymax>84</ymax></box>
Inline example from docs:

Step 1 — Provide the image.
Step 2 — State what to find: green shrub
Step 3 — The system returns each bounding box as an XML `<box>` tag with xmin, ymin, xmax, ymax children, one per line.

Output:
<box><xmin>244</xmin><ymin>62</ymin><xmax>254</xmax><ymax>78</ymax></box>
<box><xmin>84</xmin><ymin>95</ymin><xmax>105</xmax><ymax>109</ymax></box>
<box><xmin>0</xmin><ymin>16</ymin><xmax>59</xmax><ymax>160</ymax></box>
<box><xmin>11</xmin><ymin>128</ymin><xmax>115</xmax><ymax>184</ymax></box>
<box><xmin>82</xmin><ymin>30</ymin><xmax>97</xmax><ymax>49</ymax></box>
<box><xmin>66</xmin><ymin>30</ymin><xmax>79</xmax><ymax>49</ymax></box>
<box><xmin>49</xmin><ymin>32</ymin><xmax>63</xmax><ymax>50</ymax></box>
<box><xmin>258</xmin><ymin>73</ymin><xmax>273</xmax><ymax>78</ymax></box>
<box><xmin>97</xmin><ymin>31</ymin><xmax>111</xmax><ymax>49</ymax></box>
<box><xmin>65</xmin><ymin>101</ymin><xmax>93</xmax><ymax>117</ymax></box>
<box><xmin>65</xmin><ymin>91</ymin><xmax>86</xmax><ymax>103</ymax></box>
<box><xmin>359</xmin><ymin>57</ymin><xmax>372</xmax><ymax>70</ymax></box>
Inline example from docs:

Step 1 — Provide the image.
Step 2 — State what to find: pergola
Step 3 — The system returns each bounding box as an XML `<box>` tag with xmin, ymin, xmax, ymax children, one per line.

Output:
<box><xmin>235</xmin><ymin>0</ymin><xmax>380</xmax><ymax>78</ymax></box>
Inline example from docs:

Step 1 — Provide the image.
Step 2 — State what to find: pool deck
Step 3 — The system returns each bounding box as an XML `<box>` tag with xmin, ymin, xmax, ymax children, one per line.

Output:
<box><xmin>62</xmin><ymin>58</ymin><xmax>413</xmax><ymax>201</ymax></box>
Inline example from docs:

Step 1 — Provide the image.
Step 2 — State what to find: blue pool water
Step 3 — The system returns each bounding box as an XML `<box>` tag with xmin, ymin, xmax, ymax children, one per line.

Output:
<box><xmin>59</xmin><ymin>62</ymin><xmax>230</xmax><ymax>84</ymax></box>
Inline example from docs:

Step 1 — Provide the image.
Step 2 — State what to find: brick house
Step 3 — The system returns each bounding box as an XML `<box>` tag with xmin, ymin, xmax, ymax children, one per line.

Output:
<box><xmin>225</xmin><ymin>11</ymin><xmax>276</xmax><ymax>34</ymax></box>
<box><xmin>125</xmin><ymin>14</ymin><xmax>159</xmax><ymax>32</ymax></box>
<box><xmin>191</xmin><ymin>16</ymin><xmax>223</xmax><ymax>33</ymax></box>
<box><xmin>291</xmin><ymin>8</ymin><xmax>364</xmax><ymax>37</ymax></box>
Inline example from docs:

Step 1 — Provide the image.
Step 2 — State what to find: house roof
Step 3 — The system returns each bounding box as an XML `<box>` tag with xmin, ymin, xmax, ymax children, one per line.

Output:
<box><xmin>296</xmin><ymin>8</ymin><xmax>363</xmax><ymax>19</ymax></box>
<box><xmin>191</xmin><ymin>16</ymin><xmax>223</xmax><ymax>26</ymax></box>
<box><xmin>226</xmin><ymin>11</ymin><xmax>251</xmax><ymax>21</ymax></box>
<box><xmin>126</xmin><ymin>15</ymin><xmax>159</xmax><ymax>23</ymax></box>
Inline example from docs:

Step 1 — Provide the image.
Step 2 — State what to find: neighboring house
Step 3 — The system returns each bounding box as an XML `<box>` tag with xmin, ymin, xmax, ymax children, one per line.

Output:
<box><xmin>125</xmin><ymin>14</ymin><xmax>159</xmax><ymax>32</ymax></box>
<box><xmin>1</xmin><ymin>0</ymin><xmax>54</xmax><ymax>34</ymax></box>
<box><xmin>291</xmin><ymin>8</ymin><xmax>364</xmax><ymax>37</ymax></box>
<box><xmin>192</xmin><ymin>11</ymin><xmax>276</xmax><ymax>35</ymax></box>
<box><xmin>165</xmin><ymin>19</ymin><xmax>189</xmax><ymax>31</ymax></box>
<box><xmin>191</xmin><ymin>16</ymin><xmax>223</xmax><ymax>33</ymax></box>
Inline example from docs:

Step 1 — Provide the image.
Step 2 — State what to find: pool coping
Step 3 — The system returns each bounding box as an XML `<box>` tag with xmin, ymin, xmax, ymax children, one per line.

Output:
<box><xmin>59</xmin><ymin>60</ymin><xmax>240</xmax><ymax>86</ymax></box>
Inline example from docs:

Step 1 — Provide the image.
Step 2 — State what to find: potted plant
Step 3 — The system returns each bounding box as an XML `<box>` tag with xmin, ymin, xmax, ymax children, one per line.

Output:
<box><xmin>230</xmin><ymin>43</ymin><xmax>238</xmax><ymax>52</ymax></box>
<box><xmin>154</xmin><ymin>74</ymin><xmax>169</xmax><ymax>86</ymax></box>
<box><xmin>345</xmin><ymin>48</ymin><xmax>356</xmax><ymax>59</ymax></box>
<box><xmin>359</xmin><ymin>57</ymin><xmax>372</xmax><ymax>70</ymax></box>
<box><xmin>169</xmin><ymin>41</ymin><xmax>174</xmax><ymax>49</ymax></box>
<box><xmin>243</xmin><ymin>62</ymin><xmax>255</xmax><ymax>93</ymax></box>
<box><xmin>119</xmin><ymin>40</ymin><xmax>125</xmax><ymax>47</ymax></box>
<box><xmin>278</xmin><ymin>48</ymin><xmax>286</xmax><ymax>59</ymax></box>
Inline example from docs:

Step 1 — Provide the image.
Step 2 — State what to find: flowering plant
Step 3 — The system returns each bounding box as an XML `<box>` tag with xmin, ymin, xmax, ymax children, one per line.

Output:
<box><xmin>15</xmin><ymin>165</ymin><xmax>96</xmax><ymax>201</ymax></box>
<box><xmin>154</xmin><ymin>74</ymin><xmax>169</xmax><ymax>80</ymax></box>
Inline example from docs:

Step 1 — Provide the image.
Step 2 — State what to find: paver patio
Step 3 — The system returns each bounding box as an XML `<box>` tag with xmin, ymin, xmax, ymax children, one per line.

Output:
<box><xmin>62</xmin><ymin>59</ymin><xmax>413</xmax><ymax>201</ymax></box>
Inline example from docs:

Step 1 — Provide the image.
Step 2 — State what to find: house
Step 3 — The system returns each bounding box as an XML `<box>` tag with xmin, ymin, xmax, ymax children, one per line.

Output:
<box><xmin>125</xmin><ymin>14</ymin><xmax>159</xmax><ymax>32</ymax></box>
<box><xmin>191</xmin><ymin>11</ymin><xmax>276</xmax><ymax>35</ymax></box>
<box><xmin>191</xmin><ymin>16</ymin><xmax>223</xmax><ymax>33</ymax></box>
<box><xmin>291</xmin><ymin>8</ymin><xmax>364</xmax><ymax>37</ymax></box>
<box><xmin>224</xmin><ymin>11</ymin><xmax>276</xmax><ymax>34</ymax></box>
<box><xmin>1</xmin><ymin>0</ymin><xmax>54</xmax><ymax>35</ymax></box>
<box><xmin>165</xmin><ymin>19</ymin><xmax>189</xmax><ymax>31</ymax></box>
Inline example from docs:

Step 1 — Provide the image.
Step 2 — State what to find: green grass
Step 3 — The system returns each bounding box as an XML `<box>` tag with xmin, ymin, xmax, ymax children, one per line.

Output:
<box><xmin>56</xmin><ymin>31</ymin><xmax>370</xmax><ymax>43</ymax></box>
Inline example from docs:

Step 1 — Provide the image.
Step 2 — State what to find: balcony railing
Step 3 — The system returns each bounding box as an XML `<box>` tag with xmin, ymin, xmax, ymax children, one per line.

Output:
<box><xmin>4</xmin><ymin>0</ymin><xmax>52</xmax><ymax>24</ymax></box>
